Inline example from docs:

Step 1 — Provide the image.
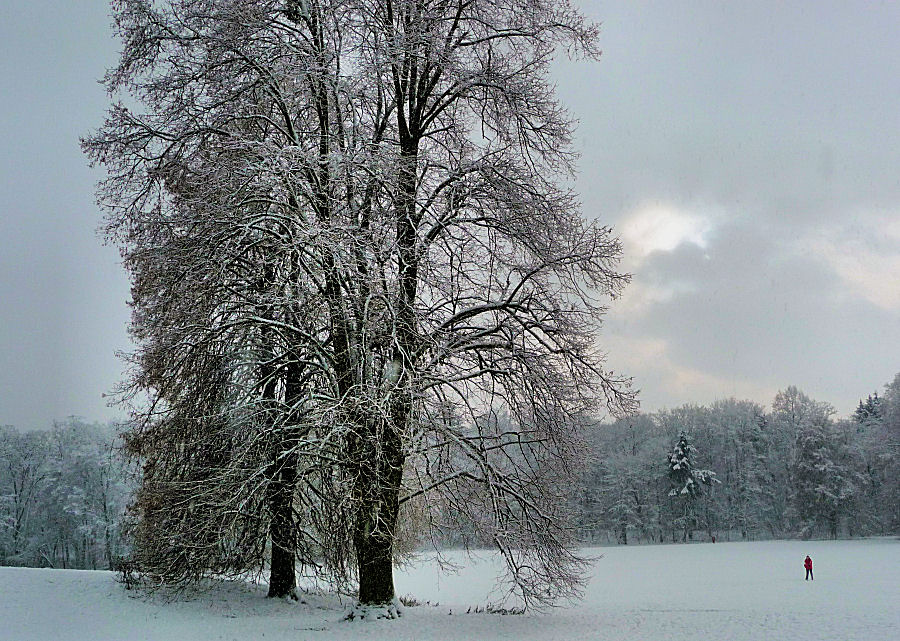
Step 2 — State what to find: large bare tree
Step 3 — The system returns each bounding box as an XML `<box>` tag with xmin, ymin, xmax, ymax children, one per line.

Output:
<box><xmin>85</xmin><ymin>0</ymin><xmax>633</xmax><ymax>612</ymax></box>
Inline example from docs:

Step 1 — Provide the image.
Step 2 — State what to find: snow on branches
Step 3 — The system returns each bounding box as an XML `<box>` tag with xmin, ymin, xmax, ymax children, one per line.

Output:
<box><xmin>84</xmin><ymin>0</ymin><xmax>634</xmax><ymax>610</ymax></box>
<box><xmin>667</xmin><ymin>431</ymin><xmax>718</xmax><ymax>499</ymax></box>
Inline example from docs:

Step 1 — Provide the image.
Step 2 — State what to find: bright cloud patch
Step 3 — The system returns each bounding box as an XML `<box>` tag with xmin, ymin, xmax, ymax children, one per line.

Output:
<box><xmin>802</xmin><ymin>213</ymin><xmax>900</xmax><ymax>311</ymax></box>
<box><xmin>603</xmin><ymin>336</ymin><xmax>780</xmax><ymax>413</ymax></box>
<box><xmin>612</xmin><ymin>203</ymin><xmax>715</xmax><ymax>315</ymax></box>
<box><xmin>620</xmin><ymin>204</ymin><xmax>714</xmax><ymax>262</ymax></box>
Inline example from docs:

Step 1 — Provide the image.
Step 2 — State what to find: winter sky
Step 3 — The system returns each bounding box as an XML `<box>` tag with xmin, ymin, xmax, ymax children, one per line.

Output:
<box><xmin>1</xmin><ymin>1</ymin><xmax>898</xmax><ymax>430</ymax></box>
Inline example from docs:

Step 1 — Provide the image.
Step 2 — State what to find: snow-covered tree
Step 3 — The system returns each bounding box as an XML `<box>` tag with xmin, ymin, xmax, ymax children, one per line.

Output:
<box><xmin>84</xmin><ymin>0</ymin><xmax>634</xmax><ymax>610</ymax></box>
<box><xmin>764</xmin><ymin>387</ymin><xmax>829</xmax><ymax>535</ymax></box>
<box><xmin>854</xmin><ymin>393</ymin><xmax>883</xmax><ymax>425</ymax></box>
<box><xmin>579</xmin><ymin>415</ymin><xmax>666</xmax><ymax>544</ymax></box>
<box><xmin>0</xmin><ymin>420</ymin><xmax>130</xmax><ymax>569</ymax></box>
<box><xmin>668</xmin><ymin>431</ymin><xmax>716</xmax><ymax>498</ymax></box>
<box><xmin>881</xmin><ymin>374</ymin><xmax>900</xmax><ymax>532</ymax></box>
<box><xmin>698</xmin><ymin>400</ymin><xmax>774</xmax><ymax>540</ymax></box>
<box><xmin>577</xmin><ymin>376</ymin><xmax>900</xmax><ymax>545</ymax></box>
<box><xmin>0</xmin><ymin>427</ymin><xmax>49</xmax><ymax>564</ymax></box>
<box><xmin>851</xmin><ymin>374</ymin><xmax>900</xmax><ymax>534</ymax></box>
<box><xmin>791</xmin><ymin>417</ymin><xmax>859</xmax><ymax>539</ymax></box>
<box><xmin>666</xmin><ymin>431</ymin><xmax>717</xmax><ymax>541</ymax></box>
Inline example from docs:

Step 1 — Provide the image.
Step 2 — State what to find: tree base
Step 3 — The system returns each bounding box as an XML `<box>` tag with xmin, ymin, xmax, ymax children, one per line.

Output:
<box><xmin>344</xmin><ymin>599</ymin><xmax>403</xmax><ymax>621</ymax></box>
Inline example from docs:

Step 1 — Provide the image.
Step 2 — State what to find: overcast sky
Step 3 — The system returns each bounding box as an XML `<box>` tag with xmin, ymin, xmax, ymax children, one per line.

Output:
<box><xmin>1</xmin><ymin>1</ymin><xmax>898</xmax><ymax>430</ymax></box>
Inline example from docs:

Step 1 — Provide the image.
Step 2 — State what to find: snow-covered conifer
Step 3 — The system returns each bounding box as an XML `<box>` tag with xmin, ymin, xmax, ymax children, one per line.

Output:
<box><xmin>666</xmin><ymin>431</ymin><xmax>717</xmax><ymax>541</ymax></box>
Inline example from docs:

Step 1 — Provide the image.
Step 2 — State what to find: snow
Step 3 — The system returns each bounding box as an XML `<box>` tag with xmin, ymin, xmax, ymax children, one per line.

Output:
<box><xmin>1</xmin><ymin>538</ymin><xmax>897</xmax><ymax>641</ymax></box>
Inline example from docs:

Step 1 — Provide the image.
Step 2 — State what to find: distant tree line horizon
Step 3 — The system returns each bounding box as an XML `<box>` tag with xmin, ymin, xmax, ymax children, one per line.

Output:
<box><xmin>0</xmin><ymin>418</ymin><xmax>128</xmax><ymax>570</ymax></box>
<box><xmin>2</xmin><ymin>371</ymin><xmax>896</xmax><ymax>570</ymax></box>
<box><xmin>579</xmin><ymin>373</ymin><xmax>900</xmax><ymax>545</ymax></box>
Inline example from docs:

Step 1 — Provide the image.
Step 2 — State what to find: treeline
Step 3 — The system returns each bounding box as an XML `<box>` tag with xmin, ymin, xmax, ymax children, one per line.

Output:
<box><xmin>4</xmin><ymin>373</ymin><xmax>897</xmax><ymax>570</ymax></box>
<box><xmin>0</xmin><ymin>418</ymin><xmax>130</xmax><ymax>569</ymax></box>
<box><xmin>579</xmin><ymin>373</ymin><xmax>900</xmax><ymax>544</ymax></box>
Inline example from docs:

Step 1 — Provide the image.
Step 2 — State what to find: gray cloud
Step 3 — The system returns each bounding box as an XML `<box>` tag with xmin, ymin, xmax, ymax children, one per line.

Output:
<box><xmin>0</xmin><ymin>1</ymin><xmax>897</xmax><ymax>428</ymax></box>
<box><xmin>604</xmin><ymin>214</ymin><xmax>900</xmax><ymax>414</ymax></box>
<box><xmin>558</xmin><ymin>1</ymin><xmax>900</xmax><ymax>227</ymax></box>
<box><xmin>553</xmin><ymin>1</ymin><xmax>900</xmax><ymax>414</ymax></box>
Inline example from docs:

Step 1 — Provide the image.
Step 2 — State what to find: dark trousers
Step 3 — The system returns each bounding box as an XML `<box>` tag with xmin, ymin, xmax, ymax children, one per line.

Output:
<box><xmin>805</xmin><ymin>568</ymin><xmax>813</xmax><ymax>580</ymax></box>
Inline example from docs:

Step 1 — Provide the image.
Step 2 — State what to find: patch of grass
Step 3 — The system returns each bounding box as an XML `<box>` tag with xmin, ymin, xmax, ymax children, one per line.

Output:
<box><xmin>465</xmin><ymin>603</ymin><xmax>525</xmax><ymax>615</ymax></box>
<box><xmin>399</xmin><ymin>594</ymin><xmax>439</xmax><ymax>607</ymax></box>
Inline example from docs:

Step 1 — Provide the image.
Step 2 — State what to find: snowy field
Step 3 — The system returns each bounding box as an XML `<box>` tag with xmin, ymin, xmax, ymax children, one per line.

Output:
<box><xmin>1</xmin><ymin>538</ymin><xmax>897</xmax><ymax>641</ymax></box>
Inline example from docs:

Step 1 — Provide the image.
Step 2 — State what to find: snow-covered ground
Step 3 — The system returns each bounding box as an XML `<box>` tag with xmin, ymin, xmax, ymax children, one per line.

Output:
<box><xmin>1</xmin><ymin>538</ymin><xmax>897</xmax><ymax>641</ymax></box>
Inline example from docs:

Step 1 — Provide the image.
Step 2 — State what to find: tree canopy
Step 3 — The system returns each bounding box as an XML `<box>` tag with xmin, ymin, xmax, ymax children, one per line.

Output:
<box><xmin>84</xmin><ymin>0</ymin><xmax>634</xmax><ymax>611</ymax></box>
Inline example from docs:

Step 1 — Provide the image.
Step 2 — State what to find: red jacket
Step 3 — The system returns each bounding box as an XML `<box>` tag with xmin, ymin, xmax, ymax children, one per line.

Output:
<box><xmin>804</xmin><ymin>557</ymin><xmax>812</xmax><ymax>570</ymax></box>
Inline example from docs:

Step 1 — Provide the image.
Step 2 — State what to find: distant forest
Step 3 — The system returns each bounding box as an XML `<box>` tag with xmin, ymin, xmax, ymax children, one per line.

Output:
<box><xmin>0</xmin><ymin>419</ymin><xmax>129</xmax><ymax>569</ymax></box>
<box><xmin>2</xmin><ymin>372</ymin><xmax>897</xmax><ymax>569</ymax></box>
<box><xmin>578</xmin><ymin>373</ymin><xmax>900</xmax><ymax>544</ymax></box>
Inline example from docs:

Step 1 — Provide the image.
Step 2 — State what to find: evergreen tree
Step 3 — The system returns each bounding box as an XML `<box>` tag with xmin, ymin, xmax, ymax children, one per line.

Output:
<box><xmin>668</xmin><ymin>431</ymin><xmax>717</xmax><ymax>498</ymax></box>
<box><xmin>854</xmin><ymin>393</ymin><xmax>883</xmax><ymax>426</ymax></box>
<box><xmin>666</xmin><ymin>431</ymin><xmax>717</xmax><ymax>541</ymax></box>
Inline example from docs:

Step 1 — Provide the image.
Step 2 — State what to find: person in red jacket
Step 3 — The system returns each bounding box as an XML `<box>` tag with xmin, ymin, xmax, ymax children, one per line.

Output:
<box><xmin>804</xmin><ymin>555</ymin><xmax>813</xmax><ymax>581</ymax></box>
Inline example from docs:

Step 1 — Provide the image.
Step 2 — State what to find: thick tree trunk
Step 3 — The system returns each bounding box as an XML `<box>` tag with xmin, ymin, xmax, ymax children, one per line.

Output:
<box><xmin>349</xmin><ymin>129</ymin><xmax>418</xmax><ymax>606</ymax></box>
<box><xmin>354</xmin><ymin>518</ymin><xmax>397</xmax><ymax>604</ymax></box>
<box><xmin>267</xmin><ymin>476</ymin><xmax>297</xmax><ymax>599</ymax></box>
<box><xmin>353</xmin><ymin>420</ymin><xmax>406</xmax><ymax>605</ymax></box>
<box><xmin>347</xmin><ymin>79</ymin><xmax>420</xmax><ymax>608</ymax></box>
<box><xmin>266</xmin><ymin>422</ymin><xmax>298</xmax><ymax>598</ymax></box>
<box><xmin>264</xmin><ymin>352</ymin><xmax>300</xmax><ymax>600</ymax></box>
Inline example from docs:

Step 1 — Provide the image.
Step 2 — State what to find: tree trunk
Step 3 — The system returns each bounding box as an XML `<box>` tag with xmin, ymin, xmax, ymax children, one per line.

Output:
<box><xmin>265</xmin><ymin>455</ymin><xmax>299</xmax><ymax>597</ymax></box>
<box><xmin>255</xmin><ymin>295</ymin><xmax>302</xmax><ymax>600</ymax></box>
<box><xmin>266</xmin><ymin>423</ymin><xmax>298</xmax><ymax>598</ymax></box>
<box><xmin>267</xmin><ymin>475</ymin><xmax>297</xmax><ymax>599</ymax></box>
<box><xmin>350</xmin><ymin>130</ymin><xmax>417</xmax><ymax>606</ymax></box>
<box><xmin>267</xmin><ymin>448</ymin><xmax>306</xmax><ymax>596</ymax></box>
<box><xmin>265</xmin><ymin>359</ymin><xmax>300</xmax><ymax>599</ymax></box>
<box><xmin>354</xmin><ymin>517</ymin><xmax>397</xmax><ymax>604</ymax></box>
<box><xmin>353</xmin><ymin>420</ymin><xmax>405</xmax><ymax>605</ymax></box>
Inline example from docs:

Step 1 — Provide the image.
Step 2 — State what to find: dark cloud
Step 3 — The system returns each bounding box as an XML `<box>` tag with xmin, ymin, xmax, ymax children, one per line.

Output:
<box><xmin>605</xmin><ymin>216</ymin><xmax>900</xmax><ymax>414</ymax></box>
